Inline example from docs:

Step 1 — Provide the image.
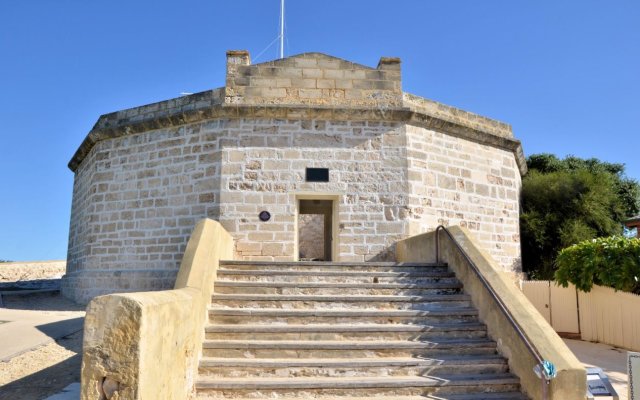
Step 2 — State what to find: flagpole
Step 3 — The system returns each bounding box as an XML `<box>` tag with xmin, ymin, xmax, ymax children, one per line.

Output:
<box><xmin>279</xmin><ymin>0</ymin><xmax>285</xmax><ymax>58</ymax></box>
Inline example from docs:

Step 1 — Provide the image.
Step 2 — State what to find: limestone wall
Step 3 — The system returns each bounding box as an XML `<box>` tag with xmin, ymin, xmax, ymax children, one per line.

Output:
<box><xmin>63</xmin><ymin>113</ymin><xmax>524</xmax><ymax>302</ymax></box>
<box><xmin>405</xmin><ymin>125</ymin><xmax>522</xmax><ymax>271</ymax></box>
<box><xmin>63</xmin><ymin>117</ymin><xmax>411</xmax><ymax>303</ymax></box>
<box><xmin>219</xmin><ymin>119</ymin><xmax>408</xmax><ymax>262</ymax></box>
<box><xmin>63</xmin><ymin>123</ymin><xmax>221</xmax><ymax>303</ymax></box>
<box><xmin>225</xmin><ymin>51</ymin><xmax>402</xmax><ymax>107</ymax></box>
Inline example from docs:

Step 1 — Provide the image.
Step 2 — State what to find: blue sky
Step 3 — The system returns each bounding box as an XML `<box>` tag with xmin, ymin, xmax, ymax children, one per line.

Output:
<box><xmin>0</xmin><ymin>1</ymin><xmax>638</xmax><ymax>261</ymax></box>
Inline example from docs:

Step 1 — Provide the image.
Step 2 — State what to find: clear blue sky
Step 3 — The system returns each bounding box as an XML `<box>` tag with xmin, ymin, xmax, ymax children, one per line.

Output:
<box><xmin>1</xmin><ymin>1</ymin><xmax>638</xmax><ymax>261</ymax></box>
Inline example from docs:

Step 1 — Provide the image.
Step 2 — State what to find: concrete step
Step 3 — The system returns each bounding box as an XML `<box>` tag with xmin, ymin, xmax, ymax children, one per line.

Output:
<box><xmin>200</xmin><ymin>394</ymin><xmax>528</xmax><ymax>400</ymax></box>
<box><xmin>201</xmin><ymin>338</ymin><xmax>497</xmax><ymax>358</ymax></box>
<box><xmin>209</xmin><ymin>307</ymin><xmax>480</xmax><ymax>325</ymax></box>
<box><xmin>198</xmin><ymin>355</ymin><xmax>508</xmax><ymax>378</ymax></box>
<box><xmin>204</xmin><ymin>322</ymin><xmax>487</xmax><ymax>341</ymax></box>
<box><xmin>216</xmin><ymin>269</ymin><xmax>457</xmax><ymax>284</ymax></box>
<box><xmin>210</xmin><ymin>293</ymin><xmax>472</xmax><ymax>310</ymax></box>
<box><xmin>214</xmin><ymin>280</ymin><xmax>463</xmax><ymax>296</ymax></box>
<box><xmin>194</xmin><ymin>374</ymin><xmax>520</xmax><ymax>398</ymax></box>
<box><xmin>197</xmin><ymin>262</ymin><xmax>525</xmax><ymax>399</ymax></box>
<box><xmin>436</xmin><ymin>394</ymin><xmax>528</xmax><ymax>400</ymax></box>
<box><xmin>219</xmin><ymin>261</ymin><xmax>448</xmax><ymax>272</ymax></box>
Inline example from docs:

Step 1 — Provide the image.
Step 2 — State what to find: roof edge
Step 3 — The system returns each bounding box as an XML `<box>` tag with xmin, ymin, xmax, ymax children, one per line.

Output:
<box><xmin>68</xmin><ymin>100</ymin><xmax>526</xmax><ymax>175</ymax></box>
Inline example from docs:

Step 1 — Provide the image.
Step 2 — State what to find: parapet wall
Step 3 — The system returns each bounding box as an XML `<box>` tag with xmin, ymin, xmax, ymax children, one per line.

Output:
<box><xmin>80</xmin><ymin>219</ymin><xmax>233</xmax><ymax>399</ymax></box>
<box><xmin>225</xmin><ymin>51</ymin><xmax>402</xmax><ymax>107</ymax></box>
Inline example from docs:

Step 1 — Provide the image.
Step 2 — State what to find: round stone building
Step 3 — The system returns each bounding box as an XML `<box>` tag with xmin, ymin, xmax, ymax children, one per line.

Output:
<box><xmin>62</xmin><ymin>50</ymin><xmax>526</xmax><ymax>304</ymax></box>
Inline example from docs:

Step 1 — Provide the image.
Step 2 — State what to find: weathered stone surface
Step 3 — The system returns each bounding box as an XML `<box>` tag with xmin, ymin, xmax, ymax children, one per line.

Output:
<box><xmin>80</xmin><ymin>219</ymin><xmax>234</xmax><ymax>400</ymax></box>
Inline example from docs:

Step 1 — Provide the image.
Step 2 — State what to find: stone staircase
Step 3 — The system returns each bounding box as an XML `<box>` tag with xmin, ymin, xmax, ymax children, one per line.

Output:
<box><xmin>195</xmin><ymin>261</ymin><xmax>527</xmax><ymax>399</ymax></box>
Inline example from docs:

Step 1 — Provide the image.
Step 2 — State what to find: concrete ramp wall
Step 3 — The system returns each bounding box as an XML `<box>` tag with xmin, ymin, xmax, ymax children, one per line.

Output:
<box><xmin>397</xmin><ymin>226</ymin><xmax>586</xmax><ymax>400</ymax></box>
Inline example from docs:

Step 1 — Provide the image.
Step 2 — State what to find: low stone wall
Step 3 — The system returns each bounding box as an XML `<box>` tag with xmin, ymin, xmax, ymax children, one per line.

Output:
<box><xmin>0</xmin><ymin>260</ymin><xmax>66</xmax><ymax>282</ymax></box>
<box><xmin>397</xmin><ymin>226</ymin><xmax>586</xmax><ymax>400</ymax></box>
<box><xmin>80</xmin><ymin>219</ymin><xmax>233</xmax><ymax>399</ymax></box>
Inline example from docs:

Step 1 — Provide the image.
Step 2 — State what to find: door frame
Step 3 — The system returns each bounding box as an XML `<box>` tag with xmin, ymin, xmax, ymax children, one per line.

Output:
<box><xmin>294</xmin><ymin>193</ymin><xmax>340</xmax><ymax>262</ymax></box>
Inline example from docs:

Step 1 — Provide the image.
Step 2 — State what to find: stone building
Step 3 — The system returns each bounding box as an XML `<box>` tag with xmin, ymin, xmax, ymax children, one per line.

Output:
<box><xmin>62</xmin><ymin>50</ymin><xmax>527</xmax><ymax>303</ymax></box>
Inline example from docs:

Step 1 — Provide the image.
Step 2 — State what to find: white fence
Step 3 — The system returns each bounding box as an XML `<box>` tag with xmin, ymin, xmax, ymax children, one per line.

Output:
<box><xmin>520</xmin><ymin>280</ymin><xmax>640</xmax><ymax>351</ymax></box>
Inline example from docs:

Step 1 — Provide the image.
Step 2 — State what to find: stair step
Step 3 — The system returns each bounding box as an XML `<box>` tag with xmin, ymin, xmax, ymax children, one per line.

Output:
<box><xmin>209</xmin><ymin>307</ymin><xmax>478</xmax><ymax>317</ymax></box>
<box><xmin>195</xmin><ymin>374</ymin><xmax>520</xmax><ymax>397</ymax></box>
<box><xmin>206</xmin><ymin>322</ymin><xmax>486</xmax><ymax>333</ymax></box>
<box><xmin>196</xmin><ymin>373</ymin><xmax>519</xmax><ymax>388</ymax></box>
<box><xmin>210</xmin><ymin>294</ymin><xmax>471</xmax><ymax>310</ymax></box>
<box><xmin>203</xmin><ymin>338</ymin><xmax>495</xmax><ymax>350</ymax></box>
<box><xmin>201</xmin><ymin>338</ymin><xmax>497</xmax><ymax>358</ymax></box>
<box><xmin>436</xmin><ymin>394</ymin><xmax>528</xmax><ymax>400</ymax></box>
<box><xmin>217</xmin><ymin>269</ymin><xmax>454</xmax><ymax>277</ymax></box>
<box><xmin>208</xmin><ymin>395</ymin><xmax>528</xmax><ymax>400</ymax></box>
<box><xmin>220</xmin><ymin>261</ymin><xmax>447</xmax><ymax>270</ymax></box>
<box><xmin>200</xmin><ymin>355</ymin><xmax>506</xmax><ymax>368</ymax></box>
<box><xmin>198</xmin><ymin>355</ymin><xmax>508</xmax><ymax>378</ymax></box>
<box><xmin>209</xmin><ymin>307</ymin><xmax>479</xmax><ymax>325</ymax></box>
<box><xmin>197</xmin><ymin>261</ymin><xmax>524</xmax><ymax>399</ymax></box>
<box><xmin>216</xmin><ymin>270</ymin><xmax>456</xmax><ymax>284</ymax></box>
<box><xmin>214</xmin><ymin>280</ymin><xmax>463</xmax><ymax>295</ymax></box>
<box><xmin>205</xmin><ymin>322</ymin><xmax>487</xmax><ymax>340</ymax></box>
<box><xmin>212</xmin><ymin>294</ymin><xmax>470</xmax><ymax>302</ymax></box>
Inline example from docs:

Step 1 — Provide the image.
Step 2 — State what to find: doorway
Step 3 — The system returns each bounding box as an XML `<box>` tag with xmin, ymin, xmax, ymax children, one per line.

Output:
<box><xmin>298</xmin><ymin>199</ymin><xmax>333</xmax><ymax>261</ymax></box>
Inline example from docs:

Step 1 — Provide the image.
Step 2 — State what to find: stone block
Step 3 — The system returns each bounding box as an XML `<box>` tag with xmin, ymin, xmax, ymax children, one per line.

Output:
<box><xmin>261</xmin><ymin>242</ymin><xmax>284</xmax><ymax>256</ymax></box>
<box><xmin>298</xmin><ymin>89</ymin><xmax>323</xmax><ymax>99</ymax></box>
<box><xmin>302</xmin><ymin>68</ymin><xmax>323</xmax><ymax>78</ymax></box>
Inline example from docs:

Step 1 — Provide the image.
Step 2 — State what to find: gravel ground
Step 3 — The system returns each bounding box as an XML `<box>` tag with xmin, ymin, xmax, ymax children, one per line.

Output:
<box><xmin>0</xmin><ymin>292</ymin><xmax>84</xmax><ymax>400</ymax></box>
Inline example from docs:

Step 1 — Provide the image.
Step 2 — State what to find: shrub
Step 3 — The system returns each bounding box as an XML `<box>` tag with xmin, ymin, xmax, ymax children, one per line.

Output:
<box><xmin>555</xmin><ymin>236</ymin><xmax>640</xmax><ymax>293</ymax></box>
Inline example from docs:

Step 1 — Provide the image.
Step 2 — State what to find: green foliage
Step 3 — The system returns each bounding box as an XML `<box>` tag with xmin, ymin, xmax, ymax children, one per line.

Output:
<box><xmin>526</xmin><ymin>153</ymin><xmax>640</xmax><ymax>216</ymax></box>
<box><xmin>555</xmin><ymin>236</ymin><xmax>640</xmax><ymax>293</ymax></box>
<box><xmin>520</xmin><ymin>154</ymin><xmax>640</xmax><ymax>279</ymax></box>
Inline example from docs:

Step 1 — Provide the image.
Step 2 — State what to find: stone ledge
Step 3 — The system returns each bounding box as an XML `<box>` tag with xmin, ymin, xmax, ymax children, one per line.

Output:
<box><xmin>79</xmin><ymin>219</ymin><xmax>234</xmax><ymax>399</ymax></box>
<box><xmin>403</xmin><ymin>93</ymin><xmax>513</xmax><ymax>139</ymax></box>
<box><xmin>69</xmin><ymin>101</ymin><xmax>526</xmax><ymax>175</ymax></box>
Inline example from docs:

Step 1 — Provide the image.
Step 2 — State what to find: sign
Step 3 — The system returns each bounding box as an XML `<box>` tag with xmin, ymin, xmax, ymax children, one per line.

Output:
<box><xmin>258</xmin><ymin>211</ymin><xmax>271</xmax><ymax>222</ymax></box>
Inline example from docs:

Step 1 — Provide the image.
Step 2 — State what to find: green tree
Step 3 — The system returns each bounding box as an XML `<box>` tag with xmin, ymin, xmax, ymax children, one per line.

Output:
<box><xmin>527</xmin><ymin>154</ymin><xmax>640</xmax><ymax>216</ymax></box>
<box><xmin>520</xmin><ymin>154</ymin><xmax>640</xmax><ymax>279</ymax></box>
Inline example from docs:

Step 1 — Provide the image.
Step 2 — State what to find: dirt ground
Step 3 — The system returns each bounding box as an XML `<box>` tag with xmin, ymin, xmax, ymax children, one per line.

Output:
<box><xmin>0</xmin><ymin>293</ymin><xmax>84</xmax><ymax>400</ymax></box>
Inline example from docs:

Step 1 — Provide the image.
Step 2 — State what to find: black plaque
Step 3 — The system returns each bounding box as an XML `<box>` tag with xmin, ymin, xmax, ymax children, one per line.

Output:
<box><xmin>306</xmin><ymin>168</ymin><xmax>329</xmax><ymax>182</ymax></box>
<box><xmin>259</xmin><ymin>211</ymin><xmax>271</xmax><ymax>222</ymax></box>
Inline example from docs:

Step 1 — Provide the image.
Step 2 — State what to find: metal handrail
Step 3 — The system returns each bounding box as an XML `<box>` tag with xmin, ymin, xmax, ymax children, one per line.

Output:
<box><xmin>435</xmin><ymin>225</ymin><xmax>545</xmax><ymax>368</ymax></box>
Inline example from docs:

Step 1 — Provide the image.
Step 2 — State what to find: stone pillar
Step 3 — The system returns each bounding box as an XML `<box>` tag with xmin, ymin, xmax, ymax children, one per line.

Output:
<box><xmin>225</xmin><ymin>50</ymin><xmax>251</xmax><ymax>103</ymax></box>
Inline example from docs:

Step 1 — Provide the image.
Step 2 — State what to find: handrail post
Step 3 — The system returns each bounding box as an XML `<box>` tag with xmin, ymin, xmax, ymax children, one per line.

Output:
<box><xmin>435</xmin><ymin>225</ymin><xmax>443</xmax><ymax>264</ymax></box>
